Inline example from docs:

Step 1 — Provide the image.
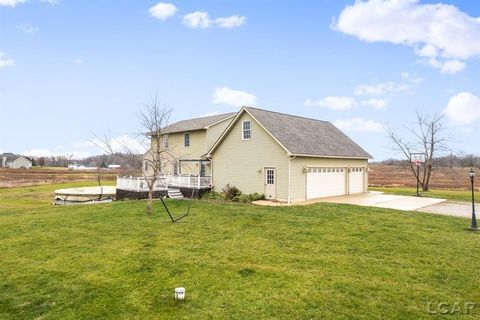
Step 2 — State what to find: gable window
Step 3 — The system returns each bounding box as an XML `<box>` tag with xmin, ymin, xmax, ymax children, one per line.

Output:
<box><xmin>184</xmin><ymin>132</ymin><xmax>190</xmax><ymax>147</ymax></box>
<box><xmin>163</xmin><ymin>134</ymin><xmax>169</xmax><ymax>149</ymax></box>
<box><xmin>242</xmin><ymin>120</ymin><xmax>251</xmax><ymax>140</ymax></box>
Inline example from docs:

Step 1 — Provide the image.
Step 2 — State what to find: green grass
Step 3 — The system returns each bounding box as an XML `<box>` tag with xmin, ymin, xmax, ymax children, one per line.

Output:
<box><xmin>370</xmin><ymin>186</ymin><xmax>478</xmax><ymax>203</ymax></box>
<box><xmin>1</xmin><ymin>183</ymin><xmax>480</xmax><ymax>319</ymax></box>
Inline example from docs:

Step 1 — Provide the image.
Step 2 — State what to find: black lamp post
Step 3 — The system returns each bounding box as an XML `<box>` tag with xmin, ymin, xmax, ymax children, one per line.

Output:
<box><xmin>469</xmin><ymin>168</ymin><xmax>477</xmax><ymax>231</ymax></box>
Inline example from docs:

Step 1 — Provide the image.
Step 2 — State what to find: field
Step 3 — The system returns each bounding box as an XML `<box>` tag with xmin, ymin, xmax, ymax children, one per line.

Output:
<box><xmin>0</xmin><ymin>167</ymin><xmax>123</xmax><ymax>188</ymax></box>
<box><xmin>1</xmin><ymin>183</ymin><xmax>480</xmax><ymax>319</ymax></box>
<box><xmin>369</xmin><ymin>164</ymin><xmax>475</xmax><ymax>190</ymax></box>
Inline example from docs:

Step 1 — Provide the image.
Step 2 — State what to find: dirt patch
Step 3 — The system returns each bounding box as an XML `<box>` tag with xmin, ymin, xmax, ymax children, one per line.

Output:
<box><xmin>369</xmin><ymin>165</ymin><xmax>473</xmax><ymax>190</ymax></box>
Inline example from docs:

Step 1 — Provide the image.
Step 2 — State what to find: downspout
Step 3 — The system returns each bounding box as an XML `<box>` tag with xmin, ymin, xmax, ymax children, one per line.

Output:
<box><xmin>288</xmin><ymin>155</ymin><xmax>296</xmax><ymax>204</ymax></box>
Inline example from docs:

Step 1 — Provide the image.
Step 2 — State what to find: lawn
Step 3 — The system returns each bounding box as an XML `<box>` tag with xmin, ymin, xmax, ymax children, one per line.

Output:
<box><xmin>1</xmin><ymin>183</ymin><xmax>480</xmax><ymax>319</ymax></box>
<box><xmin>370</xmin><ymin>186</ymin><xmax>478</xmax><ymax>203</ymax></box>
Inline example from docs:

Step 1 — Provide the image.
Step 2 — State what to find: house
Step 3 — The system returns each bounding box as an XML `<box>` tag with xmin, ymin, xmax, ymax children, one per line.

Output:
<box><xmin>206</xmin><ymin>107</ymin><xmax>372</xmax><ymax>202</ymax></box>
<box><xmin>0</xmin><ymin>153</ymin><xmax>32</xmax><ymax>169</ymax></box>
<box><xmin>143</xmin><ymin>112</ymin><xmax>236</xmax><ymax>178</ymax></box>
<box><xmin>135</xmin><ymin>106</ymin><xmax>371</xmax><ymax>203</ymax></box>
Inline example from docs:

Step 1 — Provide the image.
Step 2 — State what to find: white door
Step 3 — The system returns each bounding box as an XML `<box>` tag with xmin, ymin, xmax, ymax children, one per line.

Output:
<box><xmin>349</xmin><ymin>167</ymin><xmax>365</xmax><ymax>194</ymax></box>
<box><xmin>306</xmin><ymin>167</ymin><xmax>347</xmax><ymax>200</ymax></box>
<box><xmin>264</xmin><ymin>168</ymin><xmax>276</xmax><ymax>200</ymax></box>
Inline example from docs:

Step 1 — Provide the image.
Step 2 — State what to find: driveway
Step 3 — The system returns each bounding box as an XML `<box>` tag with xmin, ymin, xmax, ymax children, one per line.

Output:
<box><xmin>319</xmin><ymin>191</ymin><xmax>473</xmax><ymax>218</ymax></box>
<box><xmin>253</xmin><ymin>192</ymin><xmax>474</xmax><ymax>218</ymax></box>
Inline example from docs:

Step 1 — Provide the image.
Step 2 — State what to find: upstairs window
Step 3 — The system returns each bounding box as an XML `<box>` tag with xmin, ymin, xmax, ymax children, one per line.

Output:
<box><xmin>242</xmin><ymin>120</ymin><xmax>251</xmax><ymax>140</ymax></box>
<box><xmin>163</xmin><ymin>134</ymin><xmax>169</xmax><ymax>149</ymax></box>
<box><xmin>184</xmin><ymin>132</ymin><xmax>190</xmax><ymax>147</ymax></box>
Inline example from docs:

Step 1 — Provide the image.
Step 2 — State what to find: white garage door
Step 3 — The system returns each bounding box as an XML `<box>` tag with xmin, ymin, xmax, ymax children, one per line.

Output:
<box><xmin>307</xmin><ymin>167</ymin><xmax>346</xmax><ymax>199</ymax></box>
<box><xmin>349</xmin><ymin>167</ymin><xmax>365</xmax><ymax>194</ymax></box>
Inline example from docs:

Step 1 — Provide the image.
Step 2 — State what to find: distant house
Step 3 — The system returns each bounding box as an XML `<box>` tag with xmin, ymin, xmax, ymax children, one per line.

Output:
<box><xmin>107</xmin><ymin>164</ymin><xmax>121</xmax><ymax>170</ymax></box>
<box><xmin>0</xmin><ymin>153</ymin><xmax>32</xmax><ymax>169</ymax></box>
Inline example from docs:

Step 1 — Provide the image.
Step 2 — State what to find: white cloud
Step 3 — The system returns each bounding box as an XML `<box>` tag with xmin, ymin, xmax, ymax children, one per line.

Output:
<box><xmin>0</xmin><ymin>53</ymin><xmax>15</xmax><ymax>68</ymax></box>
<box><xmin>183</xmin><ymin>11</ymin><xmax>246</xmax><ymax>29</ymax></box>
<box><xmin>333</xmin><ymin>118</ymin><xmax>384</xmax><ymax>133</ymax></box>
<box><xmin>0</xmin><ymin>0</ymin><xmax>25</xmax><ymax>7</ymax></box>
<box><xmin>18</xmin><ymin>24</ymin><xmax>38</xmax><ymax>34</ymax></box>
<box><xmin>89</xmin><ymin>134</ymin><xmax>146</xmax><ymax>154</ymax></box>
<box><xmin>438</xmin><ymin>59</ymin><xmax>465</xmax><ymax>75</ymax></box>
<box><xmin>149</xmin><ymin>2</ymin><xmax>177</xmax><ymax>20</ymax></box>
<box><xmin>400</xmin><ymin>72</ymin><xmax>423</xmax><ymax>84</ymax></box>
<box><xmin>183</xmin><ymin>11</ymin><xmax>211</xmax><ymax>28</ymax></box>
<box><xmin>214</xmin><ymin>15</ymin><xmax>246</xmax><ymax>29</ymax></box>
<box><xmin>305</xmin><ymin>97</ymin><xmax>357</xmax><ymax>111</ymax></box>
<box><xmin>74</xmin><ymin>58</ymin><xmax>84</xmax><ymax>64</ymax></box>
<box><xmin>212</xmin><ymin>86</ymin><xmax>257</xmax><ymax>107</ymax></box>
<box><xmin>334</xmin><ymin>0</ymin><xmax>480</xmax><ymax>74</ymax></box>
<box><xmin>354</xmin><ymin>82</ymin><xmax>396</xmax><ymax>96</ymax></box>
<box><xmin>41</xmin><ymin>0</ymin><xmax>61</xmax><ymax>5</ymax></box>
<box><xmin>444</xmin><ymin>92</ymin><xmax>480</xmax><ymax>125</ymax></box>
<box><xmin>361</xmin><ymin>98</ymin><xmax>388</xmax><ymax>109</ymax></box>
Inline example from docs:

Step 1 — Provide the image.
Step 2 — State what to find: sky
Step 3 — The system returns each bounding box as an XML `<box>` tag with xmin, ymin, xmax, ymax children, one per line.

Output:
<box><xmin>1</xmin><ymin>0</ymin><xmax>480</xmax><ymax>161</ymax></box>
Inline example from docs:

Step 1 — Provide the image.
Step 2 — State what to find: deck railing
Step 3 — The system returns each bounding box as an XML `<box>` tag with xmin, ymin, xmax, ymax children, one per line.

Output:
<box><xmin>117</xmin><ymin>175</ymin><xmax>212</xmax><ymax>191</ymax></box>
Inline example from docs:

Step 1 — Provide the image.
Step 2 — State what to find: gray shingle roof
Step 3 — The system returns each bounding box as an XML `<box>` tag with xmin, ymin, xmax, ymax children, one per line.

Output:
<box><xmin>245</xmin><ymin>107</ymin><xmax>372</xmax><ymax>158</ymax></box>
<box><xmin>162</xmin><ymin>112</ymin><xmax>236</xmax><ymax>134</ymax></box>
<box><xmin>1</xmin><ymin>153</ymin><xmax>30</xmax><ymax>162</ymax></box>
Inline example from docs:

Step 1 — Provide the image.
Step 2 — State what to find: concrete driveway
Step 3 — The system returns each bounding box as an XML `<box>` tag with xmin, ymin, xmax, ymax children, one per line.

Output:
<box><xmin>319</xmin><ymin>191</ymin><xmax>473</xmax><ymax>218</ymax></box>
<box><xmin>319</xmin><ymin>191</ymin><xmax>446</xmax><ymax>211</ymax></box>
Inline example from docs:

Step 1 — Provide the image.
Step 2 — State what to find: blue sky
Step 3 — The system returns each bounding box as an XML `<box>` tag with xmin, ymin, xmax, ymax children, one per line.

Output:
<box><xmin>1</xmin><ymin>0</ymin><xmax>480</xmax><ymax>160</ymax></box>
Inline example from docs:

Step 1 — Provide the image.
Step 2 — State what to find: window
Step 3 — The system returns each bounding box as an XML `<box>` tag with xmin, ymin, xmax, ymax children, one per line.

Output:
<box><xmin>266</xmin><ymin>169</ymin><xmax>275</xmax><ymax>184</ymax></box>
<box><xmin>184</xmin><ymin>132</ymin><xmax>190</xmax><ymax>147</ymax></box>
<box><xmin>242</xmin><ymin>120</ymin><xmax>251</xmax><ymax>140</ymax></box>
<box><xmin>200</xmin><ymin>163</ymin><xmax>206</xmax><ymax>177</ymax></box>
<box><xmin>143</xmin><ymin>161</ymin><xmax>148</xmax><ymax>172</ymax></box>
<box><xmin>163</xmin><ymin>134</ymin><xmax>169</xmax><ymax>149</ymax></box>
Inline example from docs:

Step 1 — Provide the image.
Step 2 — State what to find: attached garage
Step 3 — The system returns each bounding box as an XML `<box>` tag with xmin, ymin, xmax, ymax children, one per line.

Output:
<box><xmin>306</xmin><ymin>167</ymin><xmax>346</xmax><ymax>199</ymax></box>
<box><xmin>207</xmin><ymin>107</ymin><xmax>372</xmax><ymax>203</ymax></box>
<box><xmin>348</xmin><ymin>167</ymin><xmax>366</xmax><ymax>194</ymax></box>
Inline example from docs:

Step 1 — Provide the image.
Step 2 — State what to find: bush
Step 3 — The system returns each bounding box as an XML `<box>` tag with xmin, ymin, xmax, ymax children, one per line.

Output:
<box><xmin>201</xmin><ymin>191</ymin><xmax>224</xmax><ymax>201</ymax></box>
<box><xmin>233</xmin><ymin>194</ymin><xmax>252</xmax><ymax>203</ymax></box>
<box><xmin>249</xmin><ymin>193</ymin><xmax>265</xmax><ymax>201</ymax></box>
<box><xmin>221</xmin><ymin>184</ymin><xmax>241</xmax><ymax>201</ymax></box>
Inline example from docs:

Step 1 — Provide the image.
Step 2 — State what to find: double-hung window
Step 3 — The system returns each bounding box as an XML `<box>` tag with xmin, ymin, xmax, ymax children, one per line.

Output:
<box><xmin>163</xmin><ymin>134</ymin><xmax>169</xmax><ymax>149</ymax></box>
<box><xmin>184</xmin><ymin>132</ymin><xmax>190</xmax><ymax>147</ymax></box>
<box><xmin>242</xmin><ymin>120</ymin><xmax>251</xmax><ymax>140</ymax></box>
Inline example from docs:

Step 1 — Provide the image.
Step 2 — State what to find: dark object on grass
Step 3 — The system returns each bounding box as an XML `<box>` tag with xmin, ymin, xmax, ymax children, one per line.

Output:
<box><xmin>160</xmin><ymin>189</ymin><xmax>194</xmax><ymax>223</ymax></box>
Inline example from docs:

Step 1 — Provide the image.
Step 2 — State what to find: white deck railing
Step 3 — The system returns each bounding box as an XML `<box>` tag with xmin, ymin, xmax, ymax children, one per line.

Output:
<box><xmin>117</xmin><ymin>175</ymin><xmax>212</xmax><ymax>191</ymax></box>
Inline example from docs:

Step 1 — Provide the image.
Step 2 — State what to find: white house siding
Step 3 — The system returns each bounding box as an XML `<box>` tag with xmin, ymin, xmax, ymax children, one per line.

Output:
<box><xmin>212</xmin><ymin>113</ymin><xmax>290</xmax><ymax>200</ymax></box>
<box><xmin>289</xmin><ymin>157</ymin><xmax>368</xmax><ymax>202</ymax></box>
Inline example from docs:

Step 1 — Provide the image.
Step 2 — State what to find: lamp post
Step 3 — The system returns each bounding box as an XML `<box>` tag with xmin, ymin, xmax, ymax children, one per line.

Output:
<box><xmin>469</xmin><ymin>168</ymin><xmax>477</xmax><ymax>231</ymax></box>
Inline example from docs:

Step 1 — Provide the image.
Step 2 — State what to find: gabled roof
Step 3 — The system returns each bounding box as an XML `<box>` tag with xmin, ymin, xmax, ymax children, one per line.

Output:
<box><xmin>207</xmin><ymin>107</ymin><xmax>372</xmax><ymax>159</ymax></box>
<box><xmin>161</xmin><ymin>112</ymin><xmax>236</xmax><ymax>134</ymax></box>
<box><xmin>1</xmin><ymin>153</ymin><xmax>31</xmax><ymax>162</ymax></box>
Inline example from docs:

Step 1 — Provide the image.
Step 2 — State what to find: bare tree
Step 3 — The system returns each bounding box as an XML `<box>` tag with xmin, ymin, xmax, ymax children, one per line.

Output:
<box><xmin>386</xmin><ymin>111</ymin><xmax>448</xmax><ymax>191</ymax></box>
<box><xmin>138</xmin><ymin>95</ymin><xmax>172</xmax><ymax>214</ymax></box>
<box><xmin>92</xmin><ymin>92</ymin><xmax>172</xmax><ymax>214</ymax></box>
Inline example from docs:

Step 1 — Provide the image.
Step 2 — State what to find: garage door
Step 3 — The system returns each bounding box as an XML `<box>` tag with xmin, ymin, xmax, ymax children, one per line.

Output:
<box><xmin>349</xmin><ymin>167</ymin><xmax>365</xmax><ymax>194</ymax></box>
<box><xmin>306</xmin><ymin>167</ymin><xmax>346</xmax><ymax>199</ymax></box>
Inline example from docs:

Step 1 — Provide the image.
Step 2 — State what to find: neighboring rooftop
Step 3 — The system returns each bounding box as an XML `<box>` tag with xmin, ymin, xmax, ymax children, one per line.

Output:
<box><xmin>1</xmin><ymin>153</ymin><xmax>31</xmax><ymax>162</ymax></box>
<box><xmin>162</xmin><ymin>112</ymin><xmax>236</xmax><ymax>134</ymax></box>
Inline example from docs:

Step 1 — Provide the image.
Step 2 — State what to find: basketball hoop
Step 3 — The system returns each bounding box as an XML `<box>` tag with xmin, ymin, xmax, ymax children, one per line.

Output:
<box><xmin>410</xmin><ymin>153</ymin><xmax>426</xmax><ymax>197</ymax></box>
<box><xmin>411</xmin><ymin>153</ymin><xmax>426</xmax><ymax>166</ymax></box>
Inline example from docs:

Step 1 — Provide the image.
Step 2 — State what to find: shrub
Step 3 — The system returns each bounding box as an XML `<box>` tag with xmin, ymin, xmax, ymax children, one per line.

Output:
<box><xmin>201</xmin><ymin>191</ymin><xmax>224</xmax><ymax>201</ymax></box>
<box><xmin>249</xmin><ymin>193</ymin><xmax>265</xmax><ymax>201</ymax></box>
<box><xmin>233</xmin><ymin>194</ymin><xmax>252</xmax><ymax>203</ymax></box>
<box><xmin>221</xmin><ymin>184</ymin><xmax>241</xmax><ymax>201</ymax></box>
